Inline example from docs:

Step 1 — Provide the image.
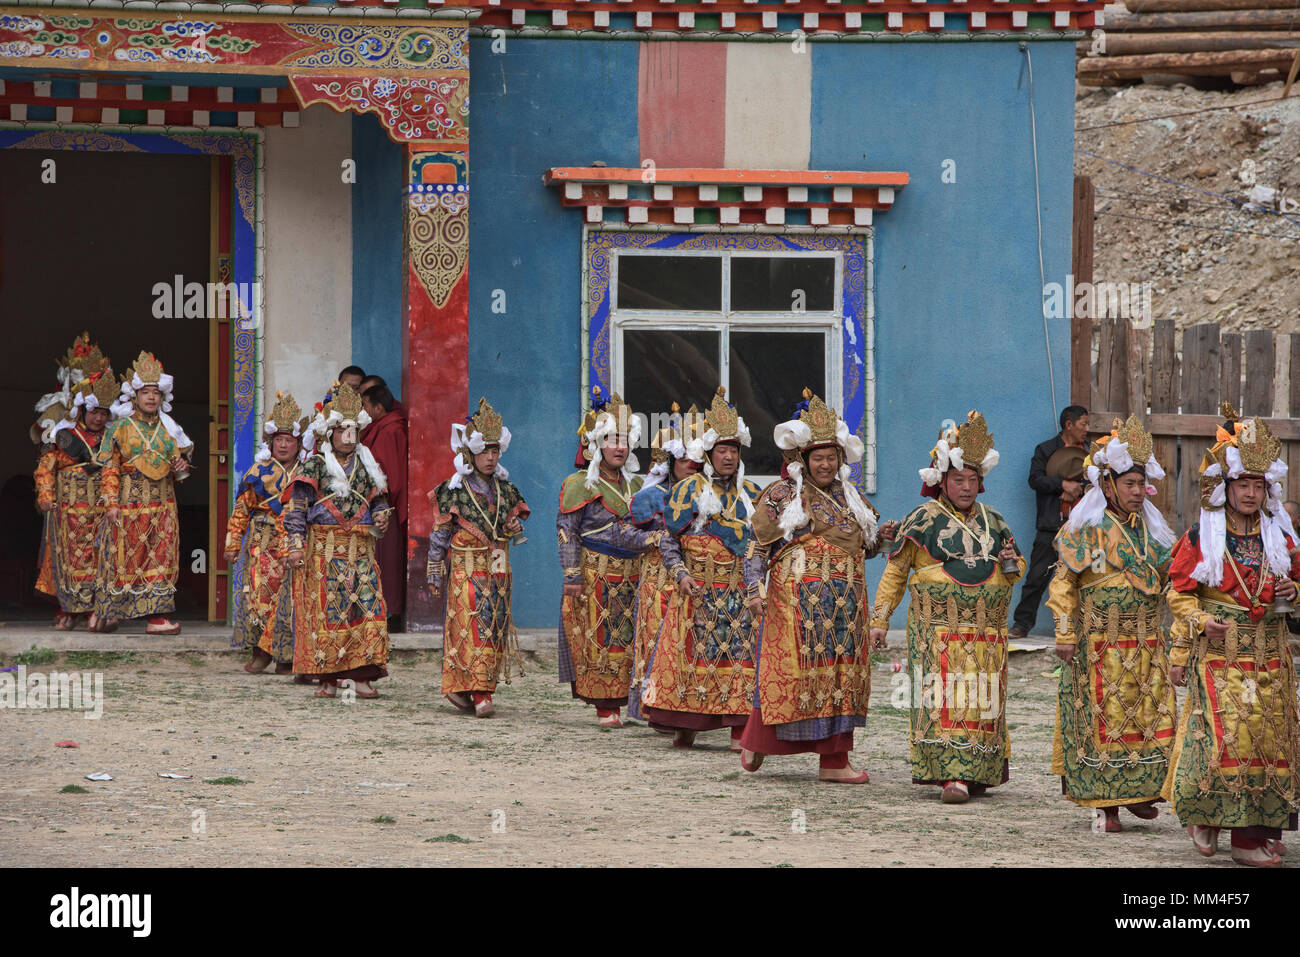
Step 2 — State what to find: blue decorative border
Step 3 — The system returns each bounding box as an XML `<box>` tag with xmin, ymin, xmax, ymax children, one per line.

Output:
<box><xmin>583</xmin><ymin>230</ymin><xmax>870</xmax><ymax>487</ymax></box>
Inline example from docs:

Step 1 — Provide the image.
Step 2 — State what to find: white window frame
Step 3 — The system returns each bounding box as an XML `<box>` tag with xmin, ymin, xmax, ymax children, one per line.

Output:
<box><xmin>610</xmin><ymin>248</ymin><xmax>844</xmax><ymax>485</ymax></box>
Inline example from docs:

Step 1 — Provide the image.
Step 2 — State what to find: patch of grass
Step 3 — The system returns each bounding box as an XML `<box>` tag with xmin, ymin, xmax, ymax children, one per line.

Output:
<box><xmin>730</xmin><ymin>830</ymin><xmax>754</xmax><ymax>837</ymax></box>
<box><xmin>371</xmin><ymin>815</ymin><xmax>396</xmax><ymax>824</ymax></box>
<box><xmin>64</xmin><ymin>651</ymin><xmax>137</xmax><ymax>668</ymax></box>
<box><xmin>464</xmin><ymin>741</ymin><xmax>487</xmax><ymax>749</ymax></box>
<box><xmin>60</xmin><ymin>784</ymin><xmax>88</xmax><ymax>794</ymax></box>
<box><xmin>424</xmin><ymin>833</ymin><xmax>474</xmax><ymax>844</ymax></box>
<box><xmin>203</xmin><ymin>777</ymin><xmax>248</xmax><ymax>786</ymax></box>
<box><xmin>720</xmin><ymin>772</ymin><xmax>741</xmax><ymax>781</ymax></box>
<box><xmin>284</xmin><ymin>736</ymin><xmax>299</xmax><ymax>741</ymax></box>
<box><xmin>13</xmin><ymin>646</ymin><xmax>57</xmax><ymax>666</ymax></box>
<box><xmin>260</xmin><ymin>732</ymin><xmax>275</xmax><ymax>737</ymax></box>
<box><xmin>183</xmin><ymin>655</ymin><xmax>206</xmax><ymax>667</ymax></box>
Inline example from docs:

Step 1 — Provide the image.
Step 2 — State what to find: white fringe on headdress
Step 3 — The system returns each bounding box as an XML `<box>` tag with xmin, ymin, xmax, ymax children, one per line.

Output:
<box><xmin>777</xmin><ymin>460</ymin><xmax>809</xmax><ymax>538</ymax></box>
<box><xmin>1192</xmin><ymin>456</ymin><xmax>1293</xmax><ymax>585</ymax></box>
<box><xmin>118</xmin><ymin>374</ymin><xmax>191</xmax><ymax>449</ymax></box>
<box><xmin>449</xmin><ymin>422</ymin><xmax>512</xmax><ymax>491</ymax></box>
<box><xmin>582</xmin><ymin>410</ymin><xmax>642</xmax><ymax>490</ymax></box>
<box><xmin>321</xmin><ymin>444</ymin><xmax>387</xmax><ymax>499</ymax></box>
<box><xmin>1067</xmin><ymin>441</ymin><xmax>1176</xmax><ymax>548</ymax></box>
<box><xmin>840</xmin><ymin>463</ymin><xmax>879</xmax><ymax>546</ymax></box>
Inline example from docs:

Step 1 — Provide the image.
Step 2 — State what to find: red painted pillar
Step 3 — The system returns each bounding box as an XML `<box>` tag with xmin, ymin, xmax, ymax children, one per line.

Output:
<box><xmin>403</xmin><ymin>146</ymin><xmax>469</xmax><ymax>631</ymax></box>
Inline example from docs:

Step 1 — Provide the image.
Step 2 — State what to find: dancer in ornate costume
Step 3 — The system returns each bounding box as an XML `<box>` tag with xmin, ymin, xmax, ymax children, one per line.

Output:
<box><xmin>34</xmin><ymin>334</ymin><xmax>111</xmax><ymax>608</ymax></box>
<box><xmin>642</xmin><ymin>387</ymin><xmax>762</xmax><ymax>751</ymax></box>
<box><xmin>428</xmin><ymin>398</ymin><xmax>529</xmax><ymax>718</ymax></box>
<box><xmin>741</xmin><ymin>390</ymin><xmax>897</xmax><ymax>782</ymax></box>
<box><xmin>869</xmin><ymin>411</ymin><xmax>1023</xmax><ymax>804</ymax></box>
<box><xmin>1164</xmin><ymin>403</ymin><xmax>1300</xmax><ymax>867</ymax></box>
<box><xmin>93</xmin><ymin>352</ymin><xmax>194</xmax><ymax>635</ymax></box>
<box><xmin>1046</xmin><ymin>415</ymin><xmax>1178</xmax><ymax>831</ymax></box>
<box><xmin>34</xmin><ymin>367</ymin><xmax>118</xmax><ymax>630</ymax></box>
<box><xmin>626</xmin><ymin>404</ymin><xmax>701</xmax><ymax>722</ymax></box>
<box><xmin>285</xmin><ymin>383</ymin><xmax>392</xmax><ymax>699</ymax></box>
<box><xmin>224</xmin><ymin>392</ymin><xmax>310</xmax><ymax>674</ymax></box>
<box><xmin>556</xmin><ymin>388</ymin><xmax>660</xmax><ymax>728</ymax></box>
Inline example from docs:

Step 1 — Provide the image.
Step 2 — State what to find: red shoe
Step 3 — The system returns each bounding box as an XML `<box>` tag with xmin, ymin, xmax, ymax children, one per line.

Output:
<box><xmin>672</xmin><ymin>730</ymin><xmax>697</xmax><ymax>748</ymax></box>
<box><xmin>1187</xmin><ymin>825</ymin><xmax>1219</xmax><ymax>857</ymax></box>
<box><xmin>819</xmin><ymin>764</ymin><xmax>870</xmax><ymax>784</ymax></box>
<box><xmin>941</xmin><ymin>781</ymin><xmax>970</xmax><ymax>804</ymax></box>
<box><xmin>1231</xmin><ymin>840</ymin><xmax>1283</xmax><ymax>868</ymax></box>
<box><xmin>445</xmin><ymin>692</ymin><xmax>474</xmax><ymax>713</ymax></box>
<box><xmin>53</xmin><ymin>612</ymin><xmax>77</xmax><ymax>631</ymax></box>
<box><xmin>146</xmin><ymin>617</ymin><xmax>181</xmax><ymax>635</ymax></box>
<box><xmin>739</xmin><ymin>749</ymin><xmax>764</xmax><ymax>772</ymax></box>
<box><xmin>597</xmin><ymin>708</ymin><xmax>622</xmax><ymax>728</ymax></box>
<box><xmin>1099</xmin><ymin>808</ymin><xmax>1122</xmax><ymax>833</ymax></box>
<box><xmin>1125</xmin><ymin>801</ymin><xmax>1159</xmax><ymax>821</ymax></box>
<box><xmin>473</xmin><ymin>693</ymin><xmax>495</xmax><ymax>718</ymax></box>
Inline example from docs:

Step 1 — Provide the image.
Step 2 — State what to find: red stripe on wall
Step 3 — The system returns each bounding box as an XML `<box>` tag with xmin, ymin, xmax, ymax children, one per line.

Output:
<box><xmin>637</xmin><ymin>42</ymin><xmax>727</xmax><ymax>168</ymax></box>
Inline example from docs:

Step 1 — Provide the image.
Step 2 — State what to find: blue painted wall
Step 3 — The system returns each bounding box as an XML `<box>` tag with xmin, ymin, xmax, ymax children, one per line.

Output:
<box><xmin>351</xmin><ymin>113</ymin><xmax>405</xmax><ymax>399</ymax></box>
<box><xmin>467</xmin><ymin>36</ymin><xmax>1076</xmax><ymax>631</ymax></box>
<box><xmin>810</xmin><ymin>39</ymin><xmax>1076</xmax><ymax>632</ymax></box>
<box><xmin>468</xmin><ymin>37</ymin><xmax>643</xmax><ymax>627</ymax></box>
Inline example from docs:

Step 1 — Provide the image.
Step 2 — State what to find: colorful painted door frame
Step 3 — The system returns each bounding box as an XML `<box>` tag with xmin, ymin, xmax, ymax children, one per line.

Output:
<box><xmin>0</xmin><ymin>123</ymin><xmax>259</xmax><ymax>620</ymax></box>
<box><xmin>1</xmin><ymin>9</ymin><xmax>473</xmax><ymax>627</ymax></box>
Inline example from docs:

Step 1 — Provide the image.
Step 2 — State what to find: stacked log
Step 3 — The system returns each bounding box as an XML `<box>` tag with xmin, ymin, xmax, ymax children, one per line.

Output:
<box><xmin>1077</xmin><ymin>2</ymin><xmax>1300</xmax><ymax>86</ymax></box>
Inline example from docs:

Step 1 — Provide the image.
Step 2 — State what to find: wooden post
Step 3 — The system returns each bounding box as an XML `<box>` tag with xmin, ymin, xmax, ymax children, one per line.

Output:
<box><xmin>1242</xmin><ymin>329</ymin><xmax>1275</xmax><ymax>417</ymax></box>
<box><xmin>1071</xmin><ymin>175</ymin><xmax>1095</xmax><ymax>410</ymax></box>
<box><xmin>1150</xmin><ymin>320</ymin><xmax>1179</xmax><ymax>523</ymax></box>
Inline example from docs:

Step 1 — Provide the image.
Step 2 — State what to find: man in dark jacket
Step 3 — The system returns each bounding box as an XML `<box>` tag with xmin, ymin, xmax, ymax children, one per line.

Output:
<box><xmin>1009</xmin><ymin>405</ymin><xmax>1089</xmax><ymax>637</ymax></box>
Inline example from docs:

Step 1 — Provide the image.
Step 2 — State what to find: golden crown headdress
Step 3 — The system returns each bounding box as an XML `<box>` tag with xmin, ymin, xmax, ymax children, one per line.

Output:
<box><xmin>705</xmin><ymin>386</ymin><xmax>741</xmax><ymax>441</ymax></box>
<box><xmin>1086</xmin><ymin>414</ymin><xmax>1153</xmax><ymax>475</ymax></box>
<box><xmin>64</xmin><ymin>332</ymin><xmax>109</xmax><ymax>377</ymax></box>
<box><xmin>132</xmin><ymin>351</ymin><xmax>166</xmax><ymax>386</ymax></box>
<box><xmin>579</xmin><ymin>386</ymin><xmax>635</xmax><ymax>437</ymax></box>
<box><xmin>76</xmin><ymin>368</ymin><xmax>120</xmax><ymax>411</ymax></box>
<box><xmin>267</xmin><ymin>391</ymin><xmax>302</xmax><ymax>435</ymax></box>
<box><xmin>938</xmin><ymin>410</ymin><xmax>995</xmax><ymax>466</ymax></box>
<box><xmin>649</xmin><ymin>402</ymin><xmax>687</xmax><ymax>463</ymax></box>
<box><xmin>322</xmin><ymin>381</ymin><xmax>364</xmax><ymax>424</ymax></box>
<box><xmin>1204</xmin><ymin>401</ymin><xmax>1282</xmax><ymax>478</ymax></box>
<box><xmin>796</xmin><ymin>388</ymin><xmax>839</xmax><ymax>446</ymax></box>
<box><xmin>468</xmin><ymin>396</ymin><xmax>504</xmax><ymax>444</ymax></box>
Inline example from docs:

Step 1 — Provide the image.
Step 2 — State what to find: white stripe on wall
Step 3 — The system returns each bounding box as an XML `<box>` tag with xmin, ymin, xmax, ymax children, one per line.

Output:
<box><xmin>723</xmin><ymin>44</ymin><xmax>812</xmax><ymax>171</ymax></box>
<box><xmin>263</xmin><ymin>106</ymin><xmax>354</xmax><ymax>411</ymax></box>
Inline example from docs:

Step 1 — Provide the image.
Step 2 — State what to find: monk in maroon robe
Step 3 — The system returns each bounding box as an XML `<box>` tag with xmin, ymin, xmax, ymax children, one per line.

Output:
<box><xmin>362</xmin><ymin>383</ymin><xmax>408</xmax><ymax>622</ymax></box>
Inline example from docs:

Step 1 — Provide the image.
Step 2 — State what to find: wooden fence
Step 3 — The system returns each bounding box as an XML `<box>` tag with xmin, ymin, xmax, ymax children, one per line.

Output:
<box><xmin>1084</xmin><ymin>317</ymin><xmax>1300</xmax><ymax>532</ymax></box>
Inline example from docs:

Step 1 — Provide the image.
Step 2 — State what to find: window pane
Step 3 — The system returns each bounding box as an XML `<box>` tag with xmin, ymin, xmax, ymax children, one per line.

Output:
<box><xmin>731</xmin><ymin>256</ymin><xmax>835</xmax><ymax>312</ymax></box>
<box><xmin>623</xmin><ymin>329</ymin><xmax>722</xmax><ymax>438</ymax></box>
<box><xmin>729</xmin><ymin>331</ymin><xmax>827</xmax><ymax>476</ymax></box>
<box><xmin>617</xmin><ymin>255</ymin><xmax>722</xmax><ymax>311</ymax></box>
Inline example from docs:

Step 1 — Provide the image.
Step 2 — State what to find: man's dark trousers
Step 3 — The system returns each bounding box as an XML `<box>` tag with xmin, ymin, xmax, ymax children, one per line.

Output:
<box><xmin>1013</xmin><ymin>529</ymin><xmax>1058</xmax><ymax>633</ymax></box>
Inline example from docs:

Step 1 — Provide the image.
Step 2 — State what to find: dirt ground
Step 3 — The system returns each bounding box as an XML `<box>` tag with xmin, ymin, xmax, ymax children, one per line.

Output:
<box><xmin>1075</xmin><ymin>77</ymin><xmax>1300</xmax><ymax>335</ymax></box>
<box><xmin>0</xmin><ymin>642</ymin><xmax>1253</xmax><ymax>869</ymax></box>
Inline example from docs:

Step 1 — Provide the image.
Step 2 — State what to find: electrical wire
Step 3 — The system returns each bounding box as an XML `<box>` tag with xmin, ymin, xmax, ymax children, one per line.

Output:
<box><xmin>1096</xmin><ymin>207</ymin><xmax>1298</xmax><ymax>239</ymax></box>
<box><xmin>1076</xmin><ymin>146</ymin><xmax>1300</xmax><ymax>231</ymax></box>
<box><xmin>1023</xmin><ymin>43</ymin><xmax>1059</xmax><ymax>431</ymax></box>
<box><xmin>1076</xmin><ymin>90</ymin><xmax>1300</xmax><ymax>132</ymax></box>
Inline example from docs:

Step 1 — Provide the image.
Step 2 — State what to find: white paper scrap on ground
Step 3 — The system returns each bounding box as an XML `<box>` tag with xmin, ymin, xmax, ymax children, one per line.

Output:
<box><xmin>85</xmin><ymin>772</ymin><xmax>113</xmax><ymax>781</ymax></box>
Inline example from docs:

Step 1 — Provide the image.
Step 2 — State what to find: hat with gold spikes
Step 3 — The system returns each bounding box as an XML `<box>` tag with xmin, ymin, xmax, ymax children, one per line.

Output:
<box><xmin>642</xmin><ymin>402</ymin><xmax>697</xmax><ymax>487</ymax></box>
<box><xmin>1066</xmin><ymin>415</ymin><xmax>1175</xmax><ymax>546</ymax></box>
<box><xmin>311</xmin><ymin>380</ymin><xmax>370</xmax><ymax>440</ymax></box>
<box><xmin>448</xmin><ymin>397</ymin><xmax>512</xmax><ymax>490</ymax></box>
<box><xmin>684</xmin><ymin>386</ymin><xmax>751</xmax><ymax>465</ymax></box>
<box><xmin>120</xmin><ymin>350</ymin><xmax>178</xmax><ymax>415</ymax></box>
<box><xmin>1188</xmin><ymin>401</ymin><xmax>1294</xmax><ymax>588</ymax></box>
<box><xmin>72</xmin><ymin>367</ymin><xmax>121</xmax><ymax>415</ymax></box>
<box><xmin>264</xmin><ymin>391</ymin><xmax>304</xmax><ymax>437</ymax></box>
<box><xmin>575</xmin><ymin>385</ymin><xmax>642</xmax><ymax>489</ymax></box>
<box><xmin>774</xmin><ymin>388</ymin><xmax>864</xmax><ymax>464</ymax></box>
<box><xmin>64</xmin><ymin>332</ymin><xmax>109</xmax><ymax>381</ymax></box>
<box><xmin>918</xmin><ymin>410</ymin><xmax>1000</xmax><ymax>498</ymax></box>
